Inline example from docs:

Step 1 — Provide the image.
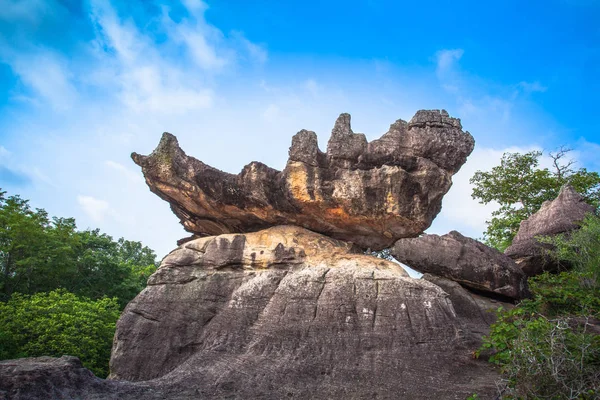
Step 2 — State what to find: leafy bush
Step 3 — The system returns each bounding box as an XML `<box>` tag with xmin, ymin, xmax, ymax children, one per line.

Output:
<box><xmin>0</xmin><ymin>290</ymin><xmax>120</xmax><ymax>377</ymax></box>
<box><xmin>523</xmin><ymin>271</ymin><xmax>600</xmax><ymax>317</ymax></box>
<box><xmin>540</xmin><ymin>214</ymin><xmax>600</xmax><ymax>287</ymax></box>
<box><xmin>478</xmin><ymin>268</ymin><xmax>600</xmax><ymax>397</ymax></box>
<box><xmin>480</xmin><ymin>309</ymin><xmax>599</xmax><ymax>399</ymax></box>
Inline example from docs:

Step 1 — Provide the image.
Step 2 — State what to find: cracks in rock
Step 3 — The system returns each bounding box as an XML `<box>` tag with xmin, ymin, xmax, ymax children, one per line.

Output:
<box><xmin>251</xmin><ymin>270</ymin><xmax>290</xmax><ymax>324</ymax></box>
<box><xmin>313</xmin><ymin>268</ymin><xmax>331</xmax><ymax>321</ymax></box>
<box><xmin>202</xmin><ymin>312</ymin><xmax>217</xmax><ymax>328</ymax></box>
<box><xmin>372</xmin><ymin>280</ymin><xmax>380</xmax><ymax>329</ymax></box>
<box><xmin>130</xmin><ymin>309</ymin><xmax>160</xmax><ymax>323</ymax></box>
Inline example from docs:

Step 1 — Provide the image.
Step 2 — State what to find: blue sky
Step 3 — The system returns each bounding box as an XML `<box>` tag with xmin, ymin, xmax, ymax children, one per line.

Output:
<box><xmin>0</xmin><ymin>0</ymin><xmax>599</xmax><ymax>259</ymax></box>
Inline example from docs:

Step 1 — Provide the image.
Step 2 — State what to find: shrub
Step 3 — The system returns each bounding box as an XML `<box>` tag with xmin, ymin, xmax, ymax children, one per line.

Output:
<box><xmin>481</xmin><ymin>309</ymin><xmax>599</xmax><ymax>399</ymax></box>
<box><xmin>0</xmin><ymin>289</ymin><xmax>120</xmax><ymax>377</ymax></box>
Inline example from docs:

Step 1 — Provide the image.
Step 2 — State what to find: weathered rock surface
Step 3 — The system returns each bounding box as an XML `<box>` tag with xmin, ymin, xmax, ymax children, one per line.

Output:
<box><xmin>132</xmin><ymin>110</ymin><xmax>474</xmax><ymax>250</ymax></box>
<box><xmin>422</xmin><ymin>274</ymin><xmax>506</xmax><ymax>337</ymax></box>
<box><xmin>505</xmin><ymin>185</ymin><xmax>595</xmax><ymax>276</ymax></box>
<box><xmin>0</xmin><ymin>356</ymin><xmax>160</xmax><ymax>400</ymax></box>
<box><xmin>109</xmin><ymin>226</ymin><xmax>500</xmax><ymax>399</ymax></box>
<box><xmin>391</xmin><ymin>231</ymin><xmax>530</xmax><ymax>300</ymax></box>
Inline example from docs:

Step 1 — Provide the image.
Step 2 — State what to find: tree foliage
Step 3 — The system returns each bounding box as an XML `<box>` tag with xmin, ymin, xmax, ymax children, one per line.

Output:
<box><xmin>540</xmin><ymin>214</ymin><xmax>600</xmax><ymax>287</ymax></box>
<box><xmin>470</xmin><ymin>148</ymin><xmax>600</xmax><ymax>251</ymax></box>
<box><xmin>0</xmin><ymin>190</ymin><xmax>157</xmax><ymax>307</ymax></box>
<box><xmin>0</xmin><ymin>290</ymin><xmax>120</xmax><ymax>378</ymax></box>
<box><xmin>477</xmin><ymin>215</ymin><xmax>600</xmax><ymax>399</ymax></box>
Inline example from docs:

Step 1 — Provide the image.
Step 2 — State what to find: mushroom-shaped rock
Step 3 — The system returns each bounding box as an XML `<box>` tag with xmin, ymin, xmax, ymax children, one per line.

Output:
<box><xmin>109</xmin><ymin>226</ymin><xmax>500</xmax><ymax>399</ymax></box>
<box><xmin>132</xmin><ymin>110</ymin><xmax>475</xmax><ymax>250</ymax></box>
<box><xmin>391</xmin><ymin>231</ymin><xmax>530</xmax><ymax>300</ymax></box>
<box><xmin>505</xmin><ymin>185</ymin><xmax>595</xmax><ymax>276</ymax></box>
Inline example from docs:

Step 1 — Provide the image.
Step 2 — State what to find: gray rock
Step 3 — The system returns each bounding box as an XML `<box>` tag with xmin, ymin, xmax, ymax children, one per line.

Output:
<box><xmin>422</xmin><ymin>274</ymin><xmax>507</xmax><ymax>338</ymax></box>
<box><xmin>108</xmin><ymin>226</ymin><xmax>500</xmax><ymax>399</ymax></box>
<box><xmin>391</xmin><ymin>231</ymin><xmax>530</xmax><ymax>300</ymax></box>
<box><xmin>132</xmin><ymin>110</ymin><xmax>474</xmax><ymax>250</ymax></box>
<box><xmin>0</xmin><ymin>356</ymin><xmax>160</xmax><ymax>400</ymax></box>
<box><xmin>505</xmin><ymin>185</ymin><xmax>595</xmax><ymax>276</ymax></box>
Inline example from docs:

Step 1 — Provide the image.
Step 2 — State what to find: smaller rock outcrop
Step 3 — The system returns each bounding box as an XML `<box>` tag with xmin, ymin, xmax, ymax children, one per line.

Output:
<box><xmin>505</xmin><ymin>185</ymin><xmax>595</xmax><ymax>276</ymax></box>
<box><xmin>391</xmin><ymin>231</ymin><xmax>530</xmax><ymax>300</ymax></box>
<box><xmin>0</xmin><ymin>356</ymin><xmax>159</xmax><ymax>400</ymax></box>
<box><xmin>132</xmin><ymin>110</ymin><xmax>475</xmax><ymax>250</ymax></box>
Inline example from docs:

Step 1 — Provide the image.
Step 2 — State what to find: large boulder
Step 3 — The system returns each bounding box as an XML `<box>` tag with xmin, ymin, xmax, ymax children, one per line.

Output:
<box><xmin>109</xmin><ymin>226</ymin><xmax>500</xmax><ymax>399</ymax></box>
<box><xmin>391</xmin><ymin>231</ymin><xmax>530</xmax><ymax>300</ymax></box>
<box><xmin>132</xmin><ymin>110</ymin><xmax>474</xmax><ymax>250</ymax></box>
<box><xmin>505</xmin><ymin>185</ymin><xmax>595</xmax><ymax>276</ymax></box>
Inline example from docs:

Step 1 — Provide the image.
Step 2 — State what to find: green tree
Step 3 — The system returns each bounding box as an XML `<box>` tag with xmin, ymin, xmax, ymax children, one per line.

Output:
<box><xmin>541</xmin><ymin>214</ymin><xmax>600</xmax><ymax>287</ymax></box>
<box><xmin>0</xmin><ymin>289</ymin><xmax>120</xmax><ymax>377</ymax></box>
<box><xmin>0</xmin><ymin>190</ymin><xmax>157</xmax><ymax>307</ymax></box>
<box><xmin>470</xmin><ymin>148</ymin><xmax>600</xmax><ymax>251</ymax></box>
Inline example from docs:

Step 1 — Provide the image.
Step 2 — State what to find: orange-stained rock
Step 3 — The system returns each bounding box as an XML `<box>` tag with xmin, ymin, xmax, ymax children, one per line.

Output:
<box><xmin>132</xmin><ymin>110</ymin><xmax>474</xmax><ymax>250</ymax></box>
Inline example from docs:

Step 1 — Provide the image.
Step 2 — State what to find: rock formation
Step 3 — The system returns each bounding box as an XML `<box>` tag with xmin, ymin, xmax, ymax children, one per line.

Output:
<box><xmin>109</xmin><ymin>226</ymin><xmax>500</xmax><ymax>399</ymax></box>
<box><xmin>505</xmin><ymin>185</ymin><xmax>595</xmax><ymax>276</ymax></box>
<box><xmin>391</xmin><ymin>231</ymin><xmax>530</xmax><ymax>300</ymax></box>
<box><xmin>2</xmin><ymin>110</ymin><xmax>512</xmax><ymax>399</ymax></box>
<box><xmin>132</xmin><ymin>110</ymin><xmax>474</xmax><ymax>250</ymax></box>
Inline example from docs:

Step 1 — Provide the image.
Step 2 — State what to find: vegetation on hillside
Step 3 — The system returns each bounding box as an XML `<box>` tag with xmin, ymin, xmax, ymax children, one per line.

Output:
<box><xmin>0</xmin><ymin>189</ymin><xmax>157</xmax><ymax>377</ymax></box>
<box><xmin>0</xmin><ymin>290</ymin><xmax>120</xmax><ymax>377</ymax></box>
<box><xmin>473</xmin><ymin>151</ymin><xmax>600</xmax><ymax>399</ymax></box>
<box><xmin>470</xmin><ymin>148</ymin><xmax>600</xmax><ymax>251</ymax></box>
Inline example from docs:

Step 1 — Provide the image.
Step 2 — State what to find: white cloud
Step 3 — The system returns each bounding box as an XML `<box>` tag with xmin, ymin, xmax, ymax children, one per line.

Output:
<box><xmin>0</xmin><ymin>47</ymin><xmax>77</xmax><ymax>110</ymax></box>
<box><xmin>434</xmin><ymin>49</ymin><xmax>518</xmax><ymax>124</ymax></box>
<box><xmin>88</xmin><ymin>0</ymin><xmax>272</xmax><ymax>114</ymax></box>
<box><xmin>77</xmin><ymin>195</ymin><xmax>112</xmax><ymax>223</ymax></box>
<box><xmin>435</xmin><ymin>48</ymin><xmax>464</xmax><ymax>78</ymax></box>
<box><xmin>182</xmin><ymin>0</ymin><xmax>208</xmax><ymax>15</ymax></box>
<box><xmin>178</xmin><ymin>30</ymin><xmax>228</xmax><ymax>70</ymax></box>
<box><xmin>105</xmin><ymin>160</ymin><xmax>143</xmax><ymax>183</ymax></box>
<box><xmin>262</xmin><ymin>104</ymin><xmax>280</xmax><ymax>123</ymax></box>
<box><xmin>231</xmin><ymin>31</ymin><xmax>268</xmax><ymax>65</ymax></box>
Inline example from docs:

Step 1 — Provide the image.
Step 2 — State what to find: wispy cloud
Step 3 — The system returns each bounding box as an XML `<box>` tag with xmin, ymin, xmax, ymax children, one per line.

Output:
<box><xmin>0</xmin><ymin>165</ymin><xmax>31</xmax><ymax>187</ymax></box>
<box><xmin>105</xmin><ymin>160</ymin><xmax>143</xmax><ymax>183</ymax></box>
<box><xmin>88</xmin><ymin>0</ymin><xmax>215</xmax><ymax>114</ymax></box>
<box><xmin>435</xmin><ymin>48</ymin><xmax>464</xmax><ymax>78</ymax></box>
<box><xmin>77</xmin><ymin>195</ymin><xmax>113</xmax><ymax>223</ymax></box>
